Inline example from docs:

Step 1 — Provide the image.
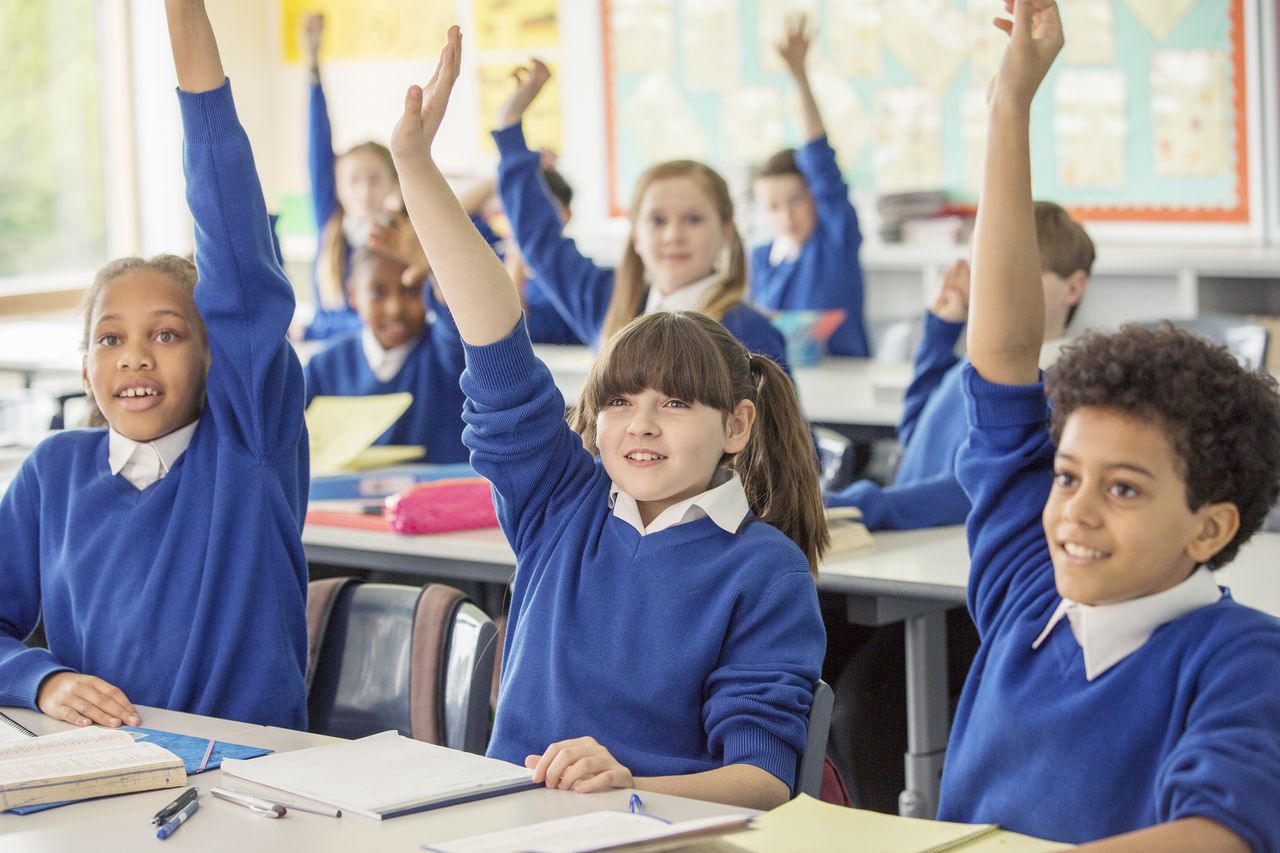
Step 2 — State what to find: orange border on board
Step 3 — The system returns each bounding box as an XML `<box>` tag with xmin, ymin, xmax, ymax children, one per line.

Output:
<box><xmin>599</xmin><ymin>0</ymin><xmax>1250</xmax><ymax>226</ymax></box>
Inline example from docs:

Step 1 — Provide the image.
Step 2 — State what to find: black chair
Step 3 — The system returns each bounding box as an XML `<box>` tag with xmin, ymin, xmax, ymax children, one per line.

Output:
<box><xmin>795</xmin><ymin>679</ymin><xmax>835</xmax><ymax>798</ymax></box>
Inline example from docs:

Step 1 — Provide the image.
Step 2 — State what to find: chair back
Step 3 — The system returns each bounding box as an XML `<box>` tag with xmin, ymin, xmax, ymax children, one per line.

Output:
<box><xmin>306</xmin><ymin>579</ymin><xmax>497</xmax><ymax>754</ymax></box>
<box><xmin>795</xmin><ymin>679</ymin><xmax>835</xmax><ymax>798</ymax></box>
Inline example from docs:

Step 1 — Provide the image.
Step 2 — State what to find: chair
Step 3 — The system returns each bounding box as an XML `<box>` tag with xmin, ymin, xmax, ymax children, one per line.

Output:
<box><xmin>795</xmin><ymin>679</ymin><xmax>835</xmax><ymax>799</ymax></box>
<box><xmin>815</xmin><ymin>427</ymin><xmax>858</xmax><ymax>493</ymax></box>
<box><xmin>305</xmin><ymin>578</ymin><xmax>497</xmax><ymax>754</ymax></box>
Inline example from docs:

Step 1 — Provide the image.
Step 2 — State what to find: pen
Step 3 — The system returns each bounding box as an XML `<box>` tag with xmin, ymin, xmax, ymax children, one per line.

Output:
<box><xmin>152</xmin><ymin>787</ymin><xmax>198</xmax><ymax>826</ymax></box>
<box><xmin>196</xmin><ymin>738</ymin><xmax>216</xmax><ymax>772</ymax></box>
<box><xmin>628</xmin><ymin>793</ymin><xmax>670</xmax><ymax>824</ymax></box>
<box><xmin>215</xmin><ymin>786</ymin><xmax>340</xmax><ymax>818</ymax></box>
<box><xmin>210</xmin><ymin>786</ymin><xmax>287</xmax><ymax>818</ymax></box>
<box><xmin>156</xmin><ymin>798</ymin><xmax>199</xmax><ymax>840</ymax></box>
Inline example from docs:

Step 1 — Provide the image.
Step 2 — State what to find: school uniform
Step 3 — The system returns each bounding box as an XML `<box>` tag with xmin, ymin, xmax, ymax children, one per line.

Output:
<box><xmin>493</xmin><ymin>122</ymin><xmax>789</xmax><ymax>371</ymax></box>
<box><xmin>524</xmin><ymin>273</ymin><xmax>586</xmax><ymax>345</ymax></box>
<box><xmin>467</xmin><ymin>321</ymin><xmax>825</xmax><ymax>785</ymax></box>
<box><xmin>749</xmin><ymin>136</ymin><xmax>868</xmax><ymax>357</ymax></box>
<box><xmin>0</xmin><ymin>80</ymin><xmax>309</xmax><ymax>728</ymax></box>
<box><xmin>937</xmin><ymin>365</ymin><xmax>1280</xmax><ymax>848</ymax></box>
<box><xmin>302</xmin><ymin>291</ymin><xmax>469</xmax><ymax>464</ymax></box>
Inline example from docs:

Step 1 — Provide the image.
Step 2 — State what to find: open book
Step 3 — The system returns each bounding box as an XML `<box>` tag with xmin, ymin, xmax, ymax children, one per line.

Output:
<box><xmin>220</xmin><ymin>730</ymin><xmax>538</xmax><ymax>820</ymax></box>
<box><xmin>0</xmin><ymin>728</ymin><xmax>185</xmax><ymax>810</ymax></box>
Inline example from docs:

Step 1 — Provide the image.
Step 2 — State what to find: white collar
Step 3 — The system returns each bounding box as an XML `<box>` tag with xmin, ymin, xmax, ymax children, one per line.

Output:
<box><xmin>360</xmin><ymin>328</ymin><xmax>420</xmax><ymax>383</ymax></box>
<box><xmin>768</xmin><ymin>236</ymin><xmax>802</xmax><ymax>267</ymax></box>
<box><xmin>609</xmin><ymin>468</ymin><xmax>750</xmax><ymax>536</ymax></box>
<box><xmin>1031</xmin><ymin>566</ymin><xmax>1222</xmax><ymax>680</ymax></box>
<box><xmin>108</xmin><ymin>420</ymin><xmax>199</xmax><ymax>491</ymax></box>
<box><xmin>643</xmin><ymin>273</ymin><xmax>723</xmax><ymax>315</ymax></box>
<box><xmin>1040</xmin><ymin>337</ymin><xmax>1068</xmax><ymax>369</ymax></box>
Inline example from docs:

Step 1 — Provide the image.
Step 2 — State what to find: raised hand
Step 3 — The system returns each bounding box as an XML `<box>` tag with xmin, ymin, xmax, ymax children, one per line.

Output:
<box><xmin>930</xmin><ymin>259</ymin><xmax>971</xmax><ymax>324</ymax></box>
<box><xmin>495</xmin><ymin>59</ymin><xmax>551</xmax><ymax>129</ymax></box>
<box><xmin>990</xmin><ymin>0</ymin><xmax>1063</xmax><ymax>109</ymax></box>
<box><xmin>390</xmin><ymin>25</ymin><xmax>462</xmax><ymax>167</ymax></box>
<box><xmin>302</xmin><ymin>12</ymin><xmax>324</xmax><ymax>66</ymax></box>
<box><xmin>369</xmin><ymin>211</ymin><xmax>432</xmax><ymax>286</ymax></box>
<box><xmin>776</xmin><ymin>13</ymin><xmax>813</xmax><ymax>78</ymax></box>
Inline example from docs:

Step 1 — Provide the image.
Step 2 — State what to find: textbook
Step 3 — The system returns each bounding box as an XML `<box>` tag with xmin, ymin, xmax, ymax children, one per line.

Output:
<box><xmin>220</xmin><ymin>730</ymin><xmax>539</xmax><ymax>820</ymax></box>
<box><xmin>0</xmin><ymin>728</ymin><xmax>185</xmax><ymax>810</ymax></box>
<box><xmin>826</xmin><ymin>507</ymin><xmax>874</xmax><ymax>554</ymax></box>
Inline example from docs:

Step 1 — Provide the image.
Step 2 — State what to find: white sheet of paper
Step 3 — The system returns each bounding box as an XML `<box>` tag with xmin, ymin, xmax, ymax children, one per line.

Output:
<box><xmin>874</xmin><ymin>87</ymin><xmax>942</xmax><ymax>192</ymax></box>
<box><xmin>1152</xmin><ymin>49</ymin><xmax>1231</xmax><ymax>178</ymax></box>
<box><xmin>883</xmin><ymin>0</ymin><xmax>966</xmax><ymax>92</ymax></box>
<box><xmin>1064</xmin><ymin>0</ymin><xmax>1116</xmax><ymax>64</ymax></box>
<box><xmin>609</xmin><ymin>0</ymin><xmax>674</xmax><ymax>72</ymax></box>
<box><xmin>620</xmin><ymin>71</ymin><xmax>710</xmax><ymax>162</ymax></box>
<box><xmin>421</xmin><ymin>811</ymin><xmax>751</xmax><ymax>853</ymax></box>
<box><xmin>683</xmin><ymin>0</ymin><xmax>739</xmax><ymax>91</ymax></box>
<box><xmin>828</xmin><ymin>0</ymin><xmax>883</xmax><ymax>78</ymax></box>
<box><xmin>1055</xmin><ymin>69</ymin><xmax>1127</xmax><ymax>188</ymax></box>
<box><xmin>1123</xmin><ymin>0</ymin><xmax>1197</xmax><ymax>42</ymax></box>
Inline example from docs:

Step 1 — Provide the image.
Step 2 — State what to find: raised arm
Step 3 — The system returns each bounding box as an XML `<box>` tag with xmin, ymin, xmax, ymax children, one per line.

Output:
<box><xmin>304</xmin><ymin>13</ymin><xmax>338</xmax><ymax>232</ymax></box>
<box><xmin>778</xmin><ymin>15</ymin><xmax>824</xmax><ymax>143</ymax></box>
<box><xmin>163</xmin><ymin>0</ymin><xmax>224</xmax><ymax>93</ymax></box>
<box><xmin>391</xmin><ymin>27</ymin><xmax>521</xmax><ymax>345</ymax></box>
<box><xmin>965</xmin><ymin>0</ymin><xmax>1061</xmax><ymax>385</ymax></box>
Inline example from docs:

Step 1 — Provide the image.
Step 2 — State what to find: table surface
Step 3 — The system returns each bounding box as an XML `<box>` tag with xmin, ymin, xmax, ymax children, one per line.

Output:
<box><xmin>0</xmin><ymin>706</ymin><xmax>747</xmax><ymax>853</ymax></box>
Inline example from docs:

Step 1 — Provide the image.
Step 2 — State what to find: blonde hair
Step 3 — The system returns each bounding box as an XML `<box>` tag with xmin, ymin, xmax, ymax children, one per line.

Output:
<box><xmin>317</xmin><ymin>141</ymin><xmax>399</xmax><ymax>311</ymax></box>
<box><xmin>79</xmin><ymin>254</ymin><xmax>205</xmax><ymax>428</ymax></box>
<box><xmin>570</xmin><ymin>311</ymin><xmax>828</xmax><ymax>574</ymax></box>
<box><xmin>601</xmin><ymin>161</ymin><xmax>747</xmax><ymax>345</ymax></box>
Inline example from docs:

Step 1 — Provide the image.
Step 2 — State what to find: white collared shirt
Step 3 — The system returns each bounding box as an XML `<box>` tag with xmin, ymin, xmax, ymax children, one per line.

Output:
<box><xmin>108</xmin><ymin>420</ymin><xmax>199</xmax><ymax>491</ymax></box>
<box><xmin>360</xmin><ymin>328</ymin><xmax>420</xmax><ymax>383</ymax></box>
<box><xmin>1040</xmin><ymin>337</ymin><xmax>1068</xmax><ymax>369</ymax></box>
<box><xmin>609</xmin><ymin>468</ymin><xmax>751</xmax><ymax>536</ymax></box>
<box><xmin>643</xmin><ymin>273</ymin><xmax>723</xmax><ymax>315</ymax></box>
<box><xmin>768</xmin><ymin>236</ymin><xmax>802</xmax><ymax>267</ymax></box>
<box><xmin>1031</xmin><ymin>566</ymin><xmax>1222</xmax><ymax>680</ymax></box>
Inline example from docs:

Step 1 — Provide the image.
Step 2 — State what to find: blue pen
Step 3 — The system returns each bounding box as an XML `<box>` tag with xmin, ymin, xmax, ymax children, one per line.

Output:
<box><xmin>156</xmin><ymin>797</ymin><xmax>199</xmax><ymax>840</ymax></box>
<box><xmin>628</xmin><ymin>793</ymin><xmax>645</xmax><ymax>816</ymax></box>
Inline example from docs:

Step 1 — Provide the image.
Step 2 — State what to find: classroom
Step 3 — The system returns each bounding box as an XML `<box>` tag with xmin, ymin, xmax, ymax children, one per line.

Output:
<box><xmin>2</xmin><ymin>1</ymin><xmax>1280</xmax><ymax>850</ymax></box>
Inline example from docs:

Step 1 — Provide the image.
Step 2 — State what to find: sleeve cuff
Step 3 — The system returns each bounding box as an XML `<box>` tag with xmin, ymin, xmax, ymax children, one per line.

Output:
<box><xmin>176</xmin><ymin>78</ymin><xmax>239</xmax><ymax>145</ymax></box>
<box><xmin>962</xmin><ymin>363</ymin><xmax>1048</xmax><ymax>429</ymax></box>
<box><xmin>461</xmin><ymin>316</ymin><xmax>544</xmax><ymax>402</ymax></box>
<box><xmin>922</xmin><ymin>311</ymin><xmax>965</xmax><ymax>348</ymax></box>
<box><xmin>492</xmin><ymin>122</ymin><xmax>532</xmax><ymax>157</ymax></box>
<box><xmin>720</xmin><ymin>726</ymin><xmax>800</xmax><ymax>789</ymax></box>
<box><xmin>4</xmin><ymin>651</ymin><xmax>72</xmax><ymax>710</ymax></box>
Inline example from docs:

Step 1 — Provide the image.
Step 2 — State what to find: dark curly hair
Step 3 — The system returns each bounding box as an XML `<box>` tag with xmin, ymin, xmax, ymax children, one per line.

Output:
<box><xmin>1047</xmin><ymin>324</ymin><xmax>1280</xmax><ymax>569</ymax></box>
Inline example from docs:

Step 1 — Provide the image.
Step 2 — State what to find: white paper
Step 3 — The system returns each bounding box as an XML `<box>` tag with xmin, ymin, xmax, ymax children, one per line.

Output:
<box><xmin>682</xmin><ymin>0</ymin><xmax>739</xmax><ymax>91</ymax></box>
<box><xmin>421</xmin><ymin>811</ymin><xmax>751</xmax><ymax>853</ymax></box>
<box><xmin>873</xmin><ymin>87</ymin><xmax>942</xmax><ymax>192</ymax></box>
<box><xmin>883</xmin><ymin>0</ymin><xmax>966</xmax><ymax>92</ymax></box>
<box><xmin>1123</xmin><ymin>0</ymin><xmax>1197</xmax><ymax>42</ymax></box>
<box><xmin>828</xmin><ymin>0</ymin><xmax>883</xmax><ymax>78</ymax></box>
<box><xmin>620</xmin><ymin>71</ymin><xmax>710</xmax><ymax>162</ymax></box>
<box><xmin>609</xmin><ymin>0</ymin><xmax>674</xmax><ymax>72</ymax></box>
<box><xmin>1055</xmin><ymin>69</ymin><xmax>1127</xmax><ymax>188</ymax></box>
<box><xmin>721</xmin><ymin>88</ymin><xmax>785</xmax><ymax>164</ymax></box>
<box><xmin>1152</xmin><ymin>49</ymin><xmax>1231</xmax><ymax>178</ymax></box>
<box><xmin>1064</xmin><ymin>0</ymin><xmax>1115</xmax><ymax>64</ymax></box>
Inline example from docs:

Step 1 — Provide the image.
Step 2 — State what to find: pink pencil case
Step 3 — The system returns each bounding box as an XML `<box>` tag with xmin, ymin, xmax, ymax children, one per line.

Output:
<box><xmin>384</xmin><ymin>478</ymin><xmax>498</xmax><ymax>535</ymax></box>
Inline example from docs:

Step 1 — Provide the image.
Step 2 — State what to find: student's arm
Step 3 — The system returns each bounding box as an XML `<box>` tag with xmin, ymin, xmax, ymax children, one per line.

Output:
<box><xmin>899</xmin><ymin>261</ymin><xmax>968</xmax><ymax>444</ymax></box>
<box><xmin>304</xmin><ymin>13</ymin><xmax>338</xmax><ymax>233</ymax></box>
<box><xmin>826</xmin><ymin>474</ymin><xmax>970</xmax><ymax>531</ymax></box>
<box><xmin>777</xmin><ymin>14</ymin><xmax>824</xmax><ymax>143</ymax></box>
<box><xmin>1076</xmin><ymin>820</ymin><xmax>1248</xmax><ymax>853</ymax></box>
<box><xmin>167</xmin><ymin>0</ymin><xmax>304</xmax><ymax>459</ymax></box>
<box><xmin>493</xmin><ymin>62</ymin><xmax>614</xmax><ymax>345</ymax></box>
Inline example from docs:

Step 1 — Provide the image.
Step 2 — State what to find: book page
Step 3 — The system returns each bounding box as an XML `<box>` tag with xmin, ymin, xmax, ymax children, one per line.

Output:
<box><xmin>422</xmin><ymin>812</ymin><xmax>751</xmax><ymax>853</ymax></box>
<box><xmin>0</xmin><ymin>741</ymin><xmax>179</xmax><ymax>786</ymax></box>
<box><xmin>0</xmin><ymin>727</ymin><xmax>130</xmax><ymax>763</ymax></box>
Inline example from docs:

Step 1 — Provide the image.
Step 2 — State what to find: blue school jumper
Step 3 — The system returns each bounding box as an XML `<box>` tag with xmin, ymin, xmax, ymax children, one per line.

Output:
<box><xmin>0</xmin><ymin>81</ymin><xmax>309</xmax><ymax>728</ymax></box>
<box><xmin>302</xmin><ymin>293</ymin><xmax>469</xmax><ymax>464</ymax></box>
<box><xmin>493</xmin><ymin>123</ymin><xmax>789</xmax><ymax>370</ymax></box>
<box><xmin>524</xmin><ymin>273</ymin><xmax>585</xmax><ymax>345</ymax></box>
<box><xmin>937</xmin><ymin>365</ymin><xmax>1280</xmax><ymax>849</ymax></box>
<box><xmin>826</xmin><ymin>312</ymin><xmax>970</xmax><ymax>529</ymax></box>
<box><xmin>468</xmin><ymin>323</ymin><xmax>824</xmax><ymax>785</ymax></box>
<box><xmin>749</xmin><ymin>137</ymin><xmax>868</xmax><ymax>357</ymax></box>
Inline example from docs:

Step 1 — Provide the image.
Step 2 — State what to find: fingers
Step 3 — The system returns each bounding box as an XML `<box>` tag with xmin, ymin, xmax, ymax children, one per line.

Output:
<box><xmin>527</xmin><ymin>738</ymin><xmax>631</xmax><ymax>792</ymax></box>
<box><xmin>37</xmin><ymin>673</ymin><xmax>139</xmax><ymax>728</ymax></box>
<box><xmin>403</xmin><ymin>84</ymin><xmax>423</xmax><ymax>120</ymax></box>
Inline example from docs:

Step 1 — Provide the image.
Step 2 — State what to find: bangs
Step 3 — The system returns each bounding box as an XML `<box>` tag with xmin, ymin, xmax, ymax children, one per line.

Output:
<box><xmin>585</xmin><ymin>312</ymin><xmax>735</xmax><ymax>413</ymax></box>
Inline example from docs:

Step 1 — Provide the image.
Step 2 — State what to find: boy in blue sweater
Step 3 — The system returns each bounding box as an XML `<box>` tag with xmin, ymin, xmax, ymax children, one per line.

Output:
<box><xmin>943</xmin><ymin>2</ymin><xmax>1280</xmax><ymax>848</ymax></box>
<box><xmin>750</xmin><ymin>14</ymin><xmax>867</xmax><ymax>357</ymax></box>
<box><xmin>391</xmin><ymin>28</ymin><xmax>827</xmax><ymax>810</ymax></box>
<box><xmin>0</xmin><ymin>0</ymin><xmax>309</xmax><ymax>729</ymax></box>
<box><xmin>827</xmin><ymin>202</ymin><xmax>1091</xmax><ymax>531</ymax></box>
<box><xmin>302</xmin><ymin>243</ymin><xmax>470</xmax><ymax>464</ymax></box>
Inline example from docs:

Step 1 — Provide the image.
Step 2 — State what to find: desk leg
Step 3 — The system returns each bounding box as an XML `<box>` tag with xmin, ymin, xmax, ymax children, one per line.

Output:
<box><xmin>898</xmin><ymin>610</ymin><xmax>948</xmax><ymax>818</ymax></box>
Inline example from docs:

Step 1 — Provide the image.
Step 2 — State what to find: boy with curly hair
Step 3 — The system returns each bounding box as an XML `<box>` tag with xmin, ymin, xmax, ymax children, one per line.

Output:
<box><xmin>940</xmin><ymin>2</ymin><xmax>1280</xmax><ymax>849</ymax></box>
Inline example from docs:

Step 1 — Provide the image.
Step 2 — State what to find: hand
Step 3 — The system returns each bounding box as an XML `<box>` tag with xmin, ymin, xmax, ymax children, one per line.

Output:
<box><xmin>930</xmin><ymin>259</ymin><xmax>971</xmax><ymax>323</ymax></box>
<box><xmin>525</xmin><ymin>736</ymin><xmax>634</xmax><ymax>793</ymax></box>
<box><xmin>990</xmin><ymin>0</ymin><xmax>1063</xmax><ymax>109</ymax></box>
<box><xmin>37</xmin><ymin>672</ymin><xmax>140</xmax><ymax>728</ymax></box>
<box><xmin>538</xmin><ymin>148</ymin><xmax>559</xmax><ymax>172</ymax></box>
<box><xmin>776</xmin><ymin>13</ymin><xmax>813</xmax><ymax>78</ymax></box>
<box><xmin>369</xmin><ymin>211</ymin><xmax>432</xmax><ymax>285</ymax></box>
<box><xmin>302</xmin><ymin>12</ymin><xmax>323</xmax><ymax>65</ymax></box>
<box><xmin>495</xmin><ymin>59</ymin><xmax>551</xmax><ymax>129</ymax></box>
<box><xmin>391</xmin><ymin>25</ymin><xmax>462</xmax><ymax>167</ymax></box>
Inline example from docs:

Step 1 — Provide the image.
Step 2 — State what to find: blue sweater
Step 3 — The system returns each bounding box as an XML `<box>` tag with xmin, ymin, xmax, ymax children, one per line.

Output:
<box><xmin>524</xmin><ymin>273</ymin><xmax>586</xmax><ymax>345</ymax></box>
<box><xmin>466</xmin><ymin>323</ymin><xmax>824</xmax><ymax>785</ymax></box>
<box><xmin>826</xmin><ymin>312</ymin><xmax>970</xmax><ymax>529</ymax></box>
<box><xmin>749</xmin><ymin>137</ymin><xmax>867</xmax><ymax>357</ymax></box>
<box><xmin>493</xmin><ymin>123</ymin><xmax>789</xmax><ymax>371</ymax></box>
<box><xmin>0</xmin><ymin>82</ymin><xmax>309</xmax><ymax>728</ymax></box>
<box><xmin>938</xmin><ymin>365</ymin><xmax>1280</xmax><ymax>849</ymax></box>
<box><xmin>302</xmin><ymin>294</ymin><xmax>469</xmax><ymax>464</ymax></box>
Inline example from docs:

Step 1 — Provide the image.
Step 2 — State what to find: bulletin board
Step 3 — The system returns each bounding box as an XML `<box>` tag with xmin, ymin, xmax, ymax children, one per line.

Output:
<box><xmin>601</xmin><ymin>0</ymin><xmax>1255</xmax><ymax>226</ymax></box>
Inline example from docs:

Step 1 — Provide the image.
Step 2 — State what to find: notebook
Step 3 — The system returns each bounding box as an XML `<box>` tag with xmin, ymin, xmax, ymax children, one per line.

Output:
<box><xmin>220</xmin><ymin>730</ymin><xmax>539</xmax><ymax>820</ymax></box>
<box><xmin>421</xmin><ymin>811</ymin><xmax>753</xmax><ymax>853</ymax></box>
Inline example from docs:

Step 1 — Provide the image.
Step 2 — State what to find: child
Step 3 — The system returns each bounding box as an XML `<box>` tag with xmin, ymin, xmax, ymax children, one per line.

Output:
<box><xmin>827</xmin><ymin>201</ymin><xmax>1092</xmax><ymax>530</ymax></box>
<box><xmin>391</xmin><ymin>28</ymin><xmax>826</xmax><ymax>810</ymax></box>
<box><xmin>750</xmin><ymin>14</ymin><xmax>867</xmax><ymax>357</ymax></box>
<box><xmin>302</xmin><ymin>242</ymin><xmax>470</xmax><ymax>463</ymax></box>
<box><xmin>942</xmin><ymin>2</ymin><xmax>1280</xmax><ymax>848</ymax></box>
<box><xmin>0</xmin><ymin>0</ymin><xmax>308</xmax><ymax>729</ymax></box>
<box><xmin>492</xmin><ymin>61</ymin><xmax>789</xmax><ymax>369</ymax></box>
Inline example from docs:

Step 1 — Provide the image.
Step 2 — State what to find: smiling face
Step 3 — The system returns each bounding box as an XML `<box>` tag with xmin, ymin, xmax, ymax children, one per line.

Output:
<box><xmin>754</xmin><ymin>173</ymin><xmax>817</xmax><ymax>246</ymax></box>
<box><xmin>82</xmin><ymin>269</ymin><xmax>210</xmax><ymax>442</ymax></box>
<box><xmin>1042</xmin><ymin>406</ymin><xmax>1236</xmax><ymax>605</ymax></box>
<box><xmin>335</xmin><ymin>146</ymin><xmax>397</xmax><ymax>221</ymax></box>
<box><xmin>595</xmin><ymin>387</ymin><xmax>753</xmax><ymax>526</ymax></box>
<box><xmin>631</xmin><ymin>176</ymin><xmax>732</xmax><ymax>295</ymax></box>
<box><xmin>348</xmin><ymin>253</ymin><xmax>426</xmax><ymax>350</ymax></box>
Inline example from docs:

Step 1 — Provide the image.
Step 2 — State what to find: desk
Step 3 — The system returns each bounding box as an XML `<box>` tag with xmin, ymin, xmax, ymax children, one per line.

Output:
<box><xmin>0</xmin><ymin>706</ymin><xmax>744</xmax><ymax>853</ymax></box>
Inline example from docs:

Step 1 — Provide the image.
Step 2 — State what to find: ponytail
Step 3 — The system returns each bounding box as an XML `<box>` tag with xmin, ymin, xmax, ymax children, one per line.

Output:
<box><xmin>317</xmin><ymin>209</ymin><xmax>349</xmax><ymax>311</ymax></box>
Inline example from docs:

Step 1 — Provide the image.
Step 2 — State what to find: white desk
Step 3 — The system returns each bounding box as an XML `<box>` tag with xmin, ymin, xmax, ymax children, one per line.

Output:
<box><xmin>0</xmin><ymin>706</ymin><xmax>744</xmax><ymax>853</ymax></box>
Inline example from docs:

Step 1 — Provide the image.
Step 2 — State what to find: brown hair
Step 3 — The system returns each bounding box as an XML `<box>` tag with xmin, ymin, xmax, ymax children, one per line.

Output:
<box><xmin>1034</xmin><ymin>201</ymin><xmax>1095</xmax><ymax>328</ymax></box>
<box><xmin>316</xmin><ymin>141</ymin><xmax>399</xmax><ymax>311</ymax></box>
<box><xmin>570</xmin><ymin>311</ymin><xmax>829</xmax><ymax>574</ymax></box>
<box><xmin>79</xmin><ymin>254</ymin><xmax>206</xmax><ymax>428</ymax></box>
<box><xmin>601</xmin><ymin>161</ymin><xmax>747</xmax><ymax>345</ymax></box>
<box><xmin>757</xmin><ymin>148</ymin><xmax>802</xmax><ymax>179</ymax></box>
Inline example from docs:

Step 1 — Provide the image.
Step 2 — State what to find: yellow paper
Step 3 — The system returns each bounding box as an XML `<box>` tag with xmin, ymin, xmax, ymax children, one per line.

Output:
<box><xmin>343</xmin><ymin>445</ymin><xmax>426</xmax><ymax>471</ymax></box>
<box><xmin>471</xmin><ymin>0</ymin><xmax>558</xmax><ymax>52</ymax></box>
<box><xmin>306</xmin><ymin>393</ymin><xmax>414</xmax><ymax>475</ymax></box>
<box><xmin>280</xmin><ymin>0</ymin><xmax>452</xmax><ymax>63</ymax></box>
<box><xmin>478</xmin><ymin>61</ymin><xmax>562</xmax><ymax>155</ymax></box>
